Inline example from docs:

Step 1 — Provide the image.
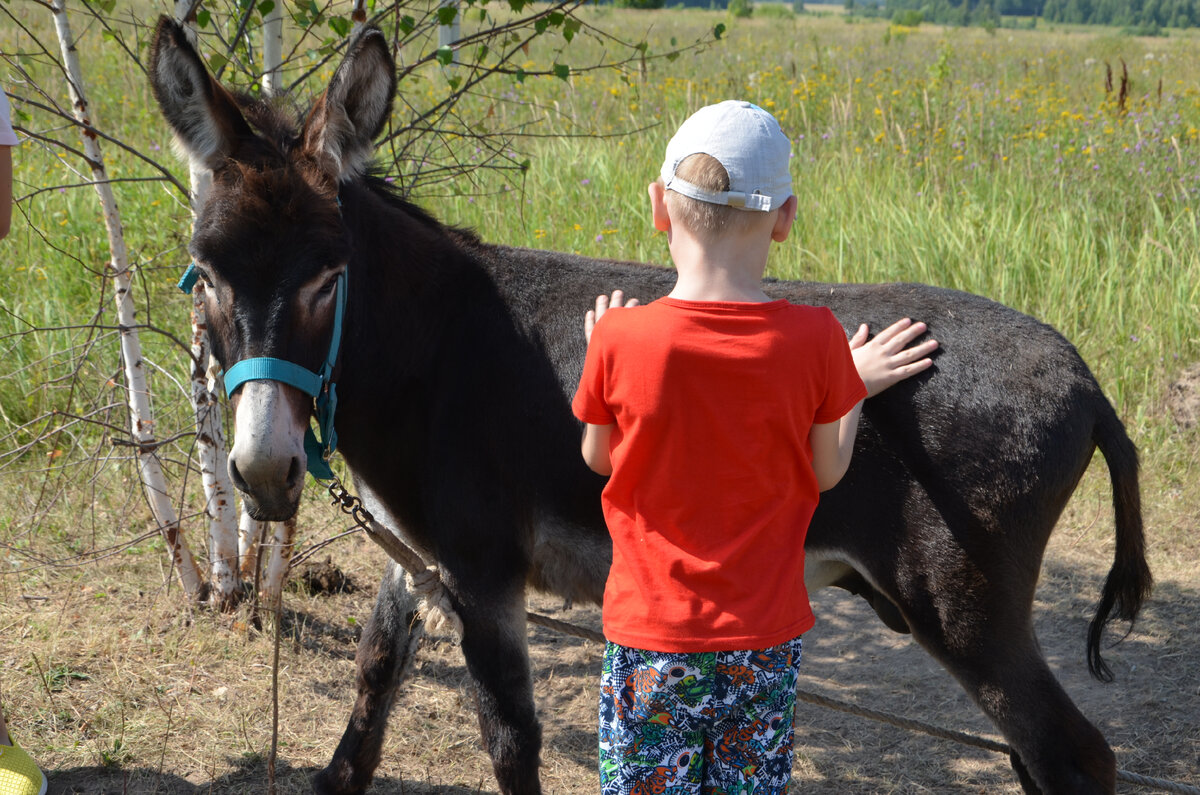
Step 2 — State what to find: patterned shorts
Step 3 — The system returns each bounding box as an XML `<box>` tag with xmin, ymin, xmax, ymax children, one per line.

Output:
<box><xmin>598</xmin><ymin>636</ymin><xmax>802</xmax><ymax>795</ymax></box>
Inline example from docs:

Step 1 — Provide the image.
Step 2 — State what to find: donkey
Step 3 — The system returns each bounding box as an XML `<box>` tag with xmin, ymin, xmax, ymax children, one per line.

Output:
<box><xmin>149</xmin><ymin>17</ymin><xmax>1150</xmax><ymax>795</ymax></box>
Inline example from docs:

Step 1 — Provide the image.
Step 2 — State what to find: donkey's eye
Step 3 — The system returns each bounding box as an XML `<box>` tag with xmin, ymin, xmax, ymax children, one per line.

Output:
<box><xmin>318</xmin><ymin>275</ymin><xmax>339</xmax><ymax>297</ymax></box>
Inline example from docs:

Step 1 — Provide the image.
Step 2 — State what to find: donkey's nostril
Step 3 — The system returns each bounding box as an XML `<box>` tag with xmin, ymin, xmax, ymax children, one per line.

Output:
<box><xmin>286</xmin><ymin>455</ymin><xmax>304</xmax><ymax>490</ymax></box>
<box><xmin>229</xmin><ymin>458</ymin><xmax>249</xmax><ymax>492</ymax></box>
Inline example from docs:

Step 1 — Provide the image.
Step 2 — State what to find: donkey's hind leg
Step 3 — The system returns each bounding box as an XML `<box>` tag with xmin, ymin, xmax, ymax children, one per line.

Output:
<box><xmin>314</xmin><ymin>562</ymin><xmax>426</xmax><ymax>795</ymax></box>
<box><xmin>914</xmin><ymin>617</ymin><xmax>1116</xmax><ymax>794</ymax></box>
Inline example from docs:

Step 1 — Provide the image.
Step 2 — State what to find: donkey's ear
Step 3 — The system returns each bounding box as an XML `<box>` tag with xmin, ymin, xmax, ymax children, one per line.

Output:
<box><xmin>148</xmin><ymin>15</ymin><xmax>252</xmax><ymax>171</ymax></box>
<box><xmin>300</xmin><ymin>27</ymin><xmax>395</xmax><ymax>180</ymax></box>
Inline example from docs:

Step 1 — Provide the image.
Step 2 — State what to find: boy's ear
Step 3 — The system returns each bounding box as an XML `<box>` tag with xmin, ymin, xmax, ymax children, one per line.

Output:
<box><xmin>771</xmin><ymin>195</ymin><xmax>798</xmax><ymax>242</ymax></box>
<box><xmin>648</xmin><ymin>181</ymin><xmax>671</xmax><ymax>232</ymax></box>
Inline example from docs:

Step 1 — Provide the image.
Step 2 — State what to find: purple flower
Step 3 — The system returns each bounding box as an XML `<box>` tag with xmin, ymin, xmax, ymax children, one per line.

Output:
<box><xmin>581</xmin><ymin>179</ymin><xmax>591</xmax><ymax>186</ymax></box>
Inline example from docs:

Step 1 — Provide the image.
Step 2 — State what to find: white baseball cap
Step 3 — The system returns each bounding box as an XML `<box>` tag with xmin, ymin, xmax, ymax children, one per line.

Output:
<box><xmin>660</xmin><ymin>100</ymin><xmax>793</xmax><ymax>212</ymax></box>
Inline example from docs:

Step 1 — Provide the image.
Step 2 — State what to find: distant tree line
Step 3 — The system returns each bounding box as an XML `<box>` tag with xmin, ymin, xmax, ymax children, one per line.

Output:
<box><xmin>612</xmin><ymin>0</ymin><xmax>1200</xmax><ymax>30</ymax></box>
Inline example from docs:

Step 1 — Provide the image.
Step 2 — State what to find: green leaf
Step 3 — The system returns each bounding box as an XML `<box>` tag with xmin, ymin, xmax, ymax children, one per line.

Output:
<box><xmin>666</xmin><ymin>51</ymin><xmax>679</xmax><ymax>62</ymax></box>
<box><xmin>520</xmin><ymin>158</ymin><xmax>531</xmax><ymax>172</ymax></box>
<box><xmin>196</xmin><ymin>9</ymin><xmax>211</xmax><ymax>28</ymax></box>
<box><xmin>329</xmin><ymin>15</ymin><xmax>351</xmax><ymax>36</ymax></box>
<box><xmin>535</xmin><ymin>18</ymin><xmax>548</xmax><ymax>34</ymax></box>
<box><xmin>208</xmin><ymin>53</ymin><xmax>228</xmax><ymax>73</ymax></box>
<box><xmin>436</xmin><ymin>5</ymin><xmax>459</xmax><ymax>24</ymax></box>
<box><xmin>447</xmin><ymin>75</ymin><xmax>462</xmax><ymax>91</ymax></box>
<box><xmin>258</xmin><ymin>0</ymin><xmax>275</xmax><ymax>14</ymax></box>
<box><xmin>436</xmin><ymin>45</ymin><xmax>455</xmax><ymax>66</ymax></box>
<box><xmin>508</xmin><ymin>0</ymin><xmax>526</xmax><ymax>11</ymax></box>
<box><xmin>714</xmin><ymin>22</ymin><xmax>727</xmax><ymax>39</ymax></box>
<box><xmin>515</xmin><ymin>67</ymin><xmax>527</xmax><ymax>84</ymax></box>
<box><xmin>476</xmin><ymin>44</ymin><xmax>490</xmax><ymax>61</ymax></box>
<box><xmin>548</xmin><ymin>11</ymin><xmax>564</xmax><ymax>26</ymax></box>
<box><xmin>553</xmin><ymin>62</ymin><xmax>570</xmax><ymax>81</ymax></box>
<box><xmin>399</xmin><ymin>14</ymin><xmax>416</xmax><ymax>34</ymax></box>
<box><xmin>563</xmin><ymin>18</ymin><xmax>581</xmax><ymax>42</ymax></box>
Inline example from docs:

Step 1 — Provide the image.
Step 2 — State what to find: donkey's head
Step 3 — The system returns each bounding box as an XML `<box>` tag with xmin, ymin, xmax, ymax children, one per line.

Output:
<box><xmin>150</xmin><ymin>16</ymin><xmax>395</xmax><ymax>520</ymax></box>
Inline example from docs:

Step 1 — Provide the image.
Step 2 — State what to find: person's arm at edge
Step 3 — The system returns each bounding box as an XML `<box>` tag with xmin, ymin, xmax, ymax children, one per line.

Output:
<box><xmin>0</xmin><ymin>145</ymin><xmax>12</xmax><ymax>240</ymax></box>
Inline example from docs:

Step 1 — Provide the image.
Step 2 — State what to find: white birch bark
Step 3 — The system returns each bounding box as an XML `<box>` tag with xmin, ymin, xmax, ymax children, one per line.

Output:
<box><xmin>261</xmin><ymin>0</ymin><xmax>284</xmax><ymax>97</ymax></box>
<box><xmin>51</xmin><ymin>0</ymin><xmax>204</xmax><ymax>600</ymax></box>
<box><xmin>171</xmin><ymin>1</ymin><xmax>241</xmax><ymax>610</ymax></box>
<box><xmin>189</xmin><ymin>285</ymin><xmax>240</xmax><ymax>609</ymax></box>
<box><xmin>438</xmin><ymin>0</ymin><xmax>460</xmax><ymax>65</ymax></box>
<box><xmin>351</xmin><ymin>0</ymin><xmax>368</xmax><ymax>33</ymax></box>
<box><xmin>239</xmin><ymin>508</ymin><xmax>264</xmax><ymax>580</ymax></box>
<box><xmin>260</xmin><ymin>516</ymin><xmax>297</xmax><ymax>608</ymax></box>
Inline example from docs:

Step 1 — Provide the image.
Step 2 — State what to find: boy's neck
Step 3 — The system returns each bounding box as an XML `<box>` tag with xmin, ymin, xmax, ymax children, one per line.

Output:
<box><xmin>666</xmin><ymin>225</ymin><xmax>774</xmax><ymax>303</ymax></box>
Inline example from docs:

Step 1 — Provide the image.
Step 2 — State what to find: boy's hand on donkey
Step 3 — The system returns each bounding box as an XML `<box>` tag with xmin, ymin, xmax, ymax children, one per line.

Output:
<box><xmin>584</xmin><ymin>290</ymin><xmax>640</xmax><ymax>344</ymax></box>
<box><xmin>850</xmin><ymin>318</ymin><xmax>939</xmax><ymax>398</ymax></box>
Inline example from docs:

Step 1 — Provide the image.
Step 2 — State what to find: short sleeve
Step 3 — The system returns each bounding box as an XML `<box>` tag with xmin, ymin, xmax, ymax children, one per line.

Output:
<box><xmin>812</xmin><ymin>310</ymin><xmax>868</xmax><ymax>424</ymax></box>
<box><xmin>572</xmin><ymin>322</ymin><xmax>616</xmax><ymax>426</ymax></box>
<box><xmin>0</xmin><ymin>91</ymin><xmax>19</xmax><ymax>146</ymax></box>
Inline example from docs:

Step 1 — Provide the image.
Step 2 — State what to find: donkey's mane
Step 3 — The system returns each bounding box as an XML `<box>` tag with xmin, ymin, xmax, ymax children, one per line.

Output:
<box><xmin>361</xmin><ymin>170</ymin><xmax>483</xmax><ymax>246</ymax></box>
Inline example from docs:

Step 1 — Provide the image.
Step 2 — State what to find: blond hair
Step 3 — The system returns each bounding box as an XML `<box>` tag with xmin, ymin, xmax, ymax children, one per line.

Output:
<box><xmin>664</xmin><ymin>153</ymin><xmax>770</xmax><ymax>241</ymax></box>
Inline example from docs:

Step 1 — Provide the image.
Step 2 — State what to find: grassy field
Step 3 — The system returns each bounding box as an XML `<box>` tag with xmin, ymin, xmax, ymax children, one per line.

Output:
<box><xmin>1</xmin><ymin>3</ymin><xmax>1198</xmax><ymax>792</ymax></box>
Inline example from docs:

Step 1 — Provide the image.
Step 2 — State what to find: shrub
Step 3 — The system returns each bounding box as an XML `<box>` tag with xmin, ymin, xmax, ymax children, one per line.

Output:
<box><xmin>728</xmin><ymin>0</ymin><xmax>754</xmax><ymax>16</ymax></box>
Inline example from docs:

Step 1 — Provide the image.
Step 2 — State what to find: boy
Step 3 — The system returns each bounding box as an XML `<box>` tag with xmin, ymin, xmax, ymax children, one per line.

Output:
<box><xmin>572</xmin><ymin>101</ymin><xmax>937</xmax><ymax>793</ymax></box>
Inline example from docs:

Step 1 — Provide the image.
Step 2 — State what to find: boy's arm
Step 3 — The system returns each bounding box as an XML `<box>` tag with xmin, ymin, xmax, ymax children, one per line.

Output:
<box><xmin>810</xmin><ymin>405</ymin><xmax>862</xmax><ymax>492</ymax></box>
<box><xmin>581</xmin><ymin>423</ymin><xmax>614</xmax><ymax>476</ymax></box>
<box><xmin>577</xmin><ymin>290</ymin><xmax>638</xmax><ymax>476</ymax></box>
<box><xmin>811</xmin><ymin>318</ymin><xmax>938</xmax><ymax>492</ymax></box>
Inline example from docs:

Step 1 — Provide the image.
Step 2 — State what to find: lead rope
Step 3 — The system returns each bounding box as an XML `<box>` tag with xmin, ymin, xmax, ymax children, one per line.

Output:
<box><xmin>324</xmin><ymin>474</ymin><xmax>463</xmax><ymax>637</ymax></box>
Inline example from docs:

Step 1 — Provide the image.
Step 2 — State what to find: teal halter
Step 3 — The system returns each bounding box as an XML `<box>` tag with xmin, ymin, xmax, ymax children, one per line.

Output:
<box><xmin>179</xmin><ymin>263</ymin><xmax>346</xmax><ymax>480</ymax></box>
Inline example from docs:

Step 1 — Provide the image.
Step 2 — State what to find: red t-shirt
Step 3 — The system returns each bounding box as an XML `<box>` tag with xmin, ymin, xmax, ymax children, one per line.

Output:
<box><xmin>572</xmin><ymin>297</ymin><xmax>867</xmax><ymax>652</ymax></box>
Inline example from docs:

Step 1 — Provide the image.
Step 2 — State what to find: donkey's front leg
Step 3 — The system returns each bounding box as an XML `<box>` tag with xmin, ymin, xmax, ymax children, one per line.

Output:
<box><xmin>314</xmin><ymin>562</ymin><xmax>426</xmax><ymax>795</ymax></box>
<box><xmin>451</xmin><ymin>573</ymin><xmax>543</xmax><ymax>794</ymax></box>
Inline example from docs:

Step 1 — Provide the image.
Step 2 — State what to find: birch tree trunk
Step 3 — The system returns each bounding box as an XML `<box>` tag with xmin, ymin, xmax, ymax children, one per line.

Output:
<box><xmin>51</xmin><ymin>0</ymin><xmax>204</xmax><ymax>600</ymax></box>
<box><xmin>260</xmin><ymin>517</ymin><xmax>297</xmax><ymax>609</ymax></box>
<box><xmin>261</xmin><ymin>0</ymin><xmax>284</xmax><ymax>97</ymax></box>
<box><xmin>439</xmin><ymin>0</ymin><xmax>460</xmax><ymax>65</ymax></box>
<box><xmin>172</xmin><ymin>1</ymin><xmax>242</xmax><ymax>610</ymax></box>
<box><xmin>351</xmin><ymin>0</ymin><xmax>367</xmax><ymax>33</ymax></box>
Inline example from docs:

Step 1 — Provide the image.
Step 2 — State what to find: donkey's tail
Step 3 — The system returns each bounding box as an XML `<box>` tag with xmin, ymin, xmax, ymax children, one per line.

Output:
<box><xmin>1087</xmin><ymin>403</ymin><xmax>1153</xmax><ymax>682</ymax></box>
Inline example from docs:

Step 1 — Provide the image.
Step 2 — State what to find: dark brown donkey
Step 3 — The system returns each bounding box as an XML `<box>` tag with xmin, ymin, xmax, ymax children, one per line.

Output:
<box><xmin>149</xmin><ymin>17</ymin><xmax>1150</xmax><ymax>795</ymax></box>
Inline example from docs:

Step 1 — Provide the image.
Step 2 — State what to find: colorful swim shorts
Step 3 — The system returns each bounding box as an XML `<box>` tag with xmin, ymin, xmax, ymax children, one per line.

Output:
<box><xmin>598</xmin><ymin>635</ymin><xmax>802</xmax><ymax>795</ymax></box>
